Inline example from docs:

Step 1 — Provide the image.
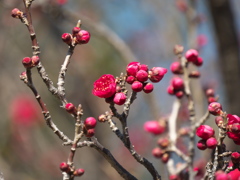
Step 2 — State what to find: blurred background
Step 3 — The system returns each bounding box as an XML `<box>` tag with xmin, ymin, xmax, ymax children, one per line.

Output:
<box><xmin>0</xmin><ymin>0</ymin><xmax>240</xmax><ymax>179</ymax></box>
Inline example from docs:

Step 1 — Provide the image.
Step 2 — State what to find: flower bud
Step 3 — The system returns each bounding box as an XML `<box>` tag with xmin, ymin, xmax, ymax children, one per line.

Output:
<box><xmin>84</xmin><ymin>117</ymin><xmax>97</xmax><ymax>129</ymax></box>
<box><xmin>170</xmin><ymin>62</ymin><xmax>183</xmax><ymax>74</ymax></box>
<box><xmin>76</xmin><ymin>30</ymin><xmax>90</xmax><ymax>44</ymax></box>
<box><xmin>161</xmin><ymin>153</ymin><xmax>169</xmax><ymax>163</ymax></box>
<box><xmin>143</xmin><ymin>83</ymin><xmax>154</xmax><ymax>93</ymax></box>
<box><xmin>169</xmin><ymin>174</ymin><xmax>179</xmax><ymax>180</ymax></box>
<box><xmin>72</xmin><ymin>27</ymin><xmax>81</xmax><ymax>36</ymax></box>
<box><xmin>231</xmin><ymin>152</ymin><xmax>240</xmax><ymax>164</ymax></box>
<box><xmin>206</xmin><ymin>88</ymin><xmax>215</xmax><ymax>97</ymax></box>
<box><xmin>208</xmin><ymin>97</ymin><xmax>217</xmax><ymax>104</ymax></box>
<box><xmin>59</xmin><ymin>162</ymin><xmax>70</xmax><ymax>172</ymax></box>
<box><xmin>113</xmin><ymin>92</ymin><xmax>127</xmax><ymax>105</ymax></box>
<box><xmin>131</xmin><ymin>81</ymin><xmax>143</xmax><ymax>92</ymax></box>
<box><xmin>98</xmin><ymin>114</ymin><xmax>107</xmax><ymax>122</ymax></box>
<box><xmin>185</xmin><ymin>49</ymin><xmax>199</xmax><ymax>63</ymax></box>
<box><xmin>173</xmin><ymin>44</ymin><xmax>184</xmax><ymax>55</ymax></box>
<box><xmin>126</xmin><ymin>62</ymin><xmax>140</xmax><ymax>76</ymax></box>
<box><xmin>175</xmin><ymin>91</ymin><xmax>184</xmax><ymax>99</ymax></box>
<box><xmin>206</xmin><ymin>137</ymin><xmax>217</xmax><ymax>149</ymax></box>
<box><xmin>139</xmin><ymin>64</ymin><xmax>148</xmax><ymax>71</ymax></box>
<box><xmin>148</xmin><ymin>67</ymin><xmax>167</xmax><ymax>83</ymax></box>
<box><xmin>126</xmin><ymin>76</ymin><xmax>135</xmax><ymax>84</ymax></box>
<box><xmin>167</xmin><ymin>85</ymin><xmax>175</xmax><ymax>95</ymax></box>
<box><xmin>215</xmin><ymin>171</ymin><xmax>230</xmax><ymax>180</ymax></box>
<box><xmin>208</xmin><ymin>102</ymin><xmax>223</xmax><ymax>116</ymax></box>
<box><xmin>152</xmin><ymin>147</ymin><xmax>163</xmax><ymax>158</ymax></box>
<box><xmin>73</xmin><ymin>168</ymin><xmax>85</xmax><ymax>176</ymax></box>
<box><xmin>85</xmin><ymin>128</ymin><xmax>95</xmax><ymax>137</ymax></box>
<box><xmin>171</xmin><ymin>77</ymin><xmax>184</xmax><ymax>90</ymax></box>
<box><xmin>11</xmin><ymin>8</ymin><xmax>23</xmax><ymax>18</ymax></box>
<box><xmin>22</xmin><ymin>57</ymin><xmax>32</xmax><ymax>68</ymax></box>
<box><xmin>157</xmin><ymin>137</ymin><xmax>169</xmax><ymax>149</ymax></box>
<box><xmin>65</xmin><ymin>103</ymin><xmax>76</xmax><ymax>114</ymax></box>
<box><xmin>215</xmin><ymin>116</ymin><xmax>224</xmax><ymax>127</ymax></box>
<box><xmin>196</xmin><ymin>125</ymin><xmax>215</xmax><ymax>140</ymax></box>
<box><xmin>143</xmin><ymin>120</ymin><xmax>165</xmax><ymax>135</ymax></box>
<box><xmin>197</xmin><ymin>139</ymin><xmax>207</xmax><ymax>150</ymax></box>
<box><xmin>61</xmin><ymin>33</ymin><xmax>72</xmax><ymax>45</ymax></box>
<box><xmin>189</xmin><ymin>71</ymin><xmax>200</xmax><ymax>78</ymax></box>
<box><xmin>136</xmin><ymin>70</ymin><xmax>148</xmax><ymax>82</ymax></box>
<box><xmin>230</xmin><ymin>123</ymin><xmax>240</xmax><ymax>133</ymax></box>
<box><xmin>31</xmin><ymin>55</ymin><xmax>40</xmax><ymax>67</ymax></box>
<box><xmin>193</xmin><ymin>56</ymin><xmax>203</xmax><ymax>66</ymax></box>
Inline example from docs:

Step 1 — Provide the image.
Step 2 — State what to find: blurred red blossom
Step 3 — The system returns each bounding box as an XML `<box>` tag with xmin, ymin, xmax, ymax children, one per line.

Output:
<box><xmin>9</xmin><ymin>94</ymin><xmax>41</xmax><ymax>127</ymax></box>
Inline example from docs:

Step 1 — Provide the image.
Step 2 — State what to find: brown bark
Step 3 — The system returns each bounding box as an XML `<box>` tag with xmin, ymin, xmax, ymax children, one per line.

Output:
<box><xmin>208</xmin><ymin>0</ymin><xmax>240</xmax><ymax>114</ymax></box>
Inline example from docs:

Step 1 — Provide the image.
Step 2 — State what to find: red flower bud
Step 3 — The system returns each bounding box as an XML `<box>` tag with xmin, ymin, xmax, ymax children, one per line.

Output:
<box><xmin>73</xmin><ymin>168</ymin><xmax>85</xmax><ymax>176</ymax></box>
<box><xmin>152</xmin><ymin>147</ymin><xmax>163</xmax><ymax>158</ymax></box>
<box><xmin>136</xmin><ymin>70</ymin><xmax>148</xmax><ymax>82</ymax></box>
<box><xmin>185</xmin><ymin>49</ymin><xmax>199</xmax><ymax>63</ymax></box>
<box><xmin>208</xmin><ymin>102</ymin><xmax>223</xmax><ymax>116</ymax></box>
<box><xmin>72</xmin><ymin>27</ymin><xmax>81</xmax><ymax>36</ymax></box>
<box><xmin>189</xmin><ymin>71</ymin><xmax>200</xmax><ymax>78</ymax></box>
<box><xmin>59</xmin><ymin>162</ymin><xmax>70</xmax><ymax>172</ymax></box>
<box><xmin>76</xmin><ymin>30</ymin><xmax>90</xmax><ymax>44</ymax></box>
<box><xmin>197</xmin><ymin>139</ymin><xmax>207</xmax><ymax>150</ymax></box>
<box><xmin>206</xmin><ymin>137</ymin><xmax>217</xmax><ymax>149</ymax></box>
<box><xmin>84</xmin><ymin>117</ymin><xmax>97</xmax><ymax>129</ymax></box>
<box><xmin>175</xmin><ymin>91</ymin><xmax>184</xmax><ymax>99</ymax></box>
<box><xmin>65</xmin><ymin>103</ymin><xmax>76</xmax><ymax>114</ymax></box>
<box><xmin>170</xmin><ymin>62</ymin><xmax>183</xmax><ymax>74</ymax></box>
<box><xmin>31</xmin><ymin>56</ymin><xmax>40</xmax><ymax>67</ymax></box>
<box><xmin>206</xmin><ymin>88</ymin><xmax>215</xmax><ymax>97</ymax></box>
<box><xmin>231</xmin><ymin>152</ymin><xmax>240</xmax><ymax>164</ymax></box>
<box><xmin>193</xmin><ymin>56</ymin><xmax>203</xmax><ymax>66</ymax></box>
<box><xmin>208</xmin><ymin>97</ymin><xmax>217</xmax><ymax>104</ymax></box>
<box><xmin>126</xmin><ymin>76</ymin><xmax>135</xmax><ymax>84</ymax></box>
<box><xmin>161</xmin><ymin>153</ymin><xmax>169</xmax><ymax>163</ymax></box>
<box><xmin>85</xmin><ymin>128</ymin><xmax>95</xmax><ymax>137</ymax></box>
<box><xmin>143</xmin><ymin>83</ymin><xmax>154</xmax><ymax>93</ymax></box>
<box><xmin>11</xmin><ymin>8</ymin><xmax>23</xmax><ymax>18</ymax></box>
<box><xmin>215</xmin><ymin>172</ymin><xmax>230</xmax><ymax>180</ymax></box>
<box><xmin>139</xmin><ymin>64</ymin><xmax>148</xmax><ymax>71</ymax></box>
<box><xmin>126</xmin><ymin>62</ymin><xmax>140</xmax><ymax>76</ymax></box>
<box><xmin>167</xmin><ymin>85</ymin><xmax>175</xmax><ymax>95</ymax></box>
<box><xmin>144</xmin><ymin>120</ymin><xmax>165</xmax><ymax>135</ymax></box>
<box><xmin>169</xmin><ymin>174</ymin><xmax>179</xmax><ymax>180</ymax></box>
<box><xmin>196</xmin><ymin>125</ymin><xmax>215</xmax><ymax>140</ymax></box>
<box><xmin>22</xmin><ymin>57</ymin><xmax>32</xmax><ymax>68</ymax></box>
<box><xmin>171</xmin><ymin>77</ymin><xmax>184</xmax><ymax>90</ymax></box>
<box><xmin>157</xmin><ymin>137</ymin><xmax>169</xmax><ymax>149</ymax></box>
<box><xmin>148</xmin><ymin>67</ymin><xmax>167</xmax><ymax>83</ymax></box>
<box><xmin>131</xmin><ymin>81</ymin><xmax>143</xmax><ymax>92</ymax></box>
<box><xmin>61</xmin><ymin>33</ymin><xmax>72</xmax><ymax>45</ymax></box>
<box><xmin>215</xmin><ymin>116</ymin><xmax>224</xmax><ymax>127</ymax></box>
<box><xmin>113</xmin><ymin>92</ymin><xmax>127</xmax><ymax>105</ymax></box>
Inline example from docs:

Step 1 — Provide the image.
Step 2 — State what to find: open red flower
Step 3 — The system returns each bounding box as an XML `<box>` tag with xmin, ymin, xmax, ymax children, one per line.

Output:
<box><xmin>92</xmin><ymin>74</ymin><xmax>116</xmax><ymax>98</ymax></box>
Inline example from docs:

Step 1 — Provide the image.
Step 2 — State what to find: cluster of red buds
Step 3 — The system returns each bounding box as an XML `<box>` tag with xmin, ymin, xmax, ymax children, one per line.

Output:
<box><xmin>83</xmin><ymin>117</ymin><xmax>97</xmax><ymax>137</ymax></box>
<box><xmin>59</xmin><ymin>162</ymin><xmax>85</xmax><ymax>177</ymax></box>
<box><xmin>62</xmin><ymin>26</ymin><xmax>90</xmax><ymax>46</ymax></box>
<box><xmin>205</xmin><ymin>88</ymin><xmax>218</xmax><ymax>104</ymax></box>
<box><xmin>226</xmin><ymin>114</ymin><xmax>240</xmax><ymax>145</ymax></box>
<box><xmin>152</xmin><ymin>137</ymin><xmax>170</xmax><ymax>163</ymax></box>
<box><xmin>196</xmin><ymin>125</ymin><xmax>217</xmax><ymax>150</ymax></box>
<box><xmin>126</xmin><ymin>62</ymin><xmax>167</xmax><ymax>93</ymax></box>
<box><xmin>92</xmin><ymin>62</ymin><xmax>167</xmax><ymax>106</ymax></box>
<box><xmin>167</xmin><ymin>77</ymin><xmax>184</xmax><ymax>98</ymax></box>
<box><xmin>22</xmin><ymin>56</ymin><xmax>40</xmax><ymax>69</ymax></box>
<box><xmin>65</xmin><ymin>103</ymin><xmax>97</xmax><ymax>137</ymax></box>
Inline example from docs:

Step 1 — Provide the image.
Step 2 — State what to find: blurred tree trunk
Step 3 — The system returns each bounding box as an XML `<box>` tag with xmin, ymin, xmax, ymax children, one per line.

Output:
<box><xmin>208</xmin><ymin>0</ymin><xmax>240</xmax><ymax>114</ymax></box>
